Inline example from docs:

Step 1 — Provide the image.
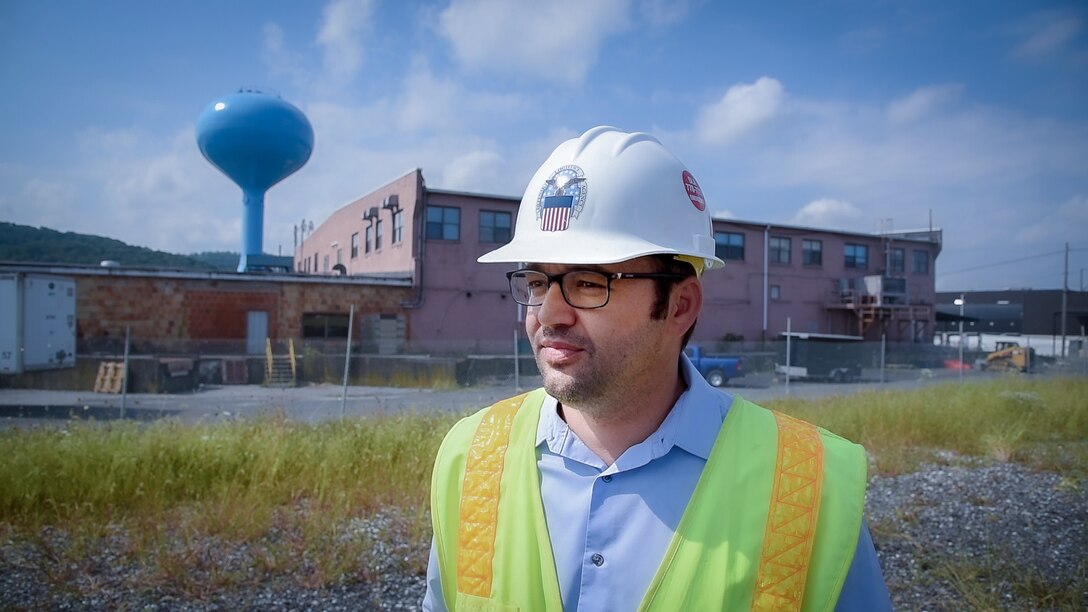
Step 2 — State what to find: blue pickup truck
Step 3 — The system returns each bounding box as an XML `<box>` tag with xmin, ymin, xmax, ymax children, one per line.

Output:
<box><xmin>684</xmin><ymin>345</ymin><xmax>743</xmax><ymax>387</ymax></box>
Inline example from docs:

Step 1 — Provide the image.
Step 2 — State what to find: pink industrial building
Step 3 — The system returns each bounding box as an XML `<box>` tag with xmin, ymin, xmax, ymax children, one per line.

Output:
<box><xmin>297</xmin><ymin>169</ymin><xmax>941</xmax><ymax>352</ymax></box>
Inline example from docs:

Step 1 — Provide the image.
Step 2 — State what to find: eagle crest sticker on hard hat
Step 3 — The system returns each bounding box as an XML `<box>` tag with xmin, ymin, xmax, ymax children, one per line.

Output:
<box><xmin>682</xmin><ymin>171</ymin><xmax>705</xmax><ymax>211</ymax></box>
<box><xmin>537</xmin><ymin>165</ymin><xmax>587</xmax><ymax>232</ymax></box>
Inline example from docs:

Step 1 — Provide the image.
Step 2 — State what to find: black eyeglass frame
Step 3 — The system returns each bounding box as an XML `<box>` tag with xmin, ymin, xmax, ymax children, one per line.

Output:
<box><xmin>505</xmin><ymin>269</ymin><xmax>687</xmax><ymax>309</ymax></box>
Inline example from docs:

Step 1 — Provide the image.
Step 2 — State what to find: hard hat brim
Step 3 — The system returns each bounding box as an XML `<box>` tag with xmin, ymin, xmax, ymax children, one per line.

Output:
<box><xmin>478</xmin><ymin>230</ymin><xmax>725</xmax><ymax>269</ymax></box>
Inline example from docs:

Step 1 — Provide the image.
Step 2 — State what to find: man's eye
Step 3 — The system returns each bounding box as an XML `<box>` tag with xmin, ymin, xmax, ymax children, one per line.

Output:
<box><xmin>575</xmin><ymin>279</ymin><xmax>606</xmax><ymax>290</ymax></box>
<box><xmin>526</xmin><ymin>279</ymin><xmax>547</xmax><ymax>290</ymax></box>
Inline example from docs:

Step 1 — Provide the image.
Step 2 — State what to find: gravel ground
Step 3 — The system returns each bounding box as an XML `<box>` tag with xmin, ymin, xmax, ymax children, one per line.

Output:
<box><xmin>2</xmin><ymin>459</ymin><xmax>1085</xmax><ymax>611</ymax></box>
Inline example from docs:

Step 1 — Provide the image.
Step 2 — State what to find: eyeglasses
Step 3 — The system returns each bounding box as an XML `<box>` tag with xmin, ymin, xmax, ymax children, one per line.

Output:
<box><xmin>506</xmin><ymin>269</ymin><xmax>686</xmax><ymax>309</ymax></box>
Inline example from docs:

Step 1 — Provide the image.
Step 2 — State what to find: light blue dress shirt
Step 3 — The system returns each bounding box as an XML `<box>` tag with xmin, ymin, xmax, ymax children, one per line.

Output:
<box><xmin>424</xmin><ymin>355</ymin><xmax>891</xmax><ymax>610</ymax></box>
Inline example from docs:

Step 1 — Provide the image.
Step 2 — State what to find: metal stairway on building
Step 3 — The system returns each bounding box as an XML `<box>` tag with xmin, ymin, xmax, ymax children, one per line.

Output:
<box><xmin>264</xmin><ymin>338</ymin><xmax>298</xmax><ymax>387</ymax></box>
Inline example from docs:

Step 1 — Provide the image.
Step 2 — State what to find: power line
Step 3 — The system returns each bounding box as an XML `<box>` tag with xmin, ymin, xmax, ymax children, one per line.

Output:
<box><xmin>939</xmin><ymin>248</ymin><xmax>1087</xmax><ymax>277</ymax></box>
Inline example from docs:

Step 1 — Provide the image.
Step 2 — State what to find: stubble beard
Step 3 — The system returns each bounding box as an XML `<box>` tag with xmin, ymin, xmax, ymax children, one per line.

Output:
<box><xmin>534</xmin><ymin>329</ymin><xmax>631</xmax><ymax>422</ymax></box>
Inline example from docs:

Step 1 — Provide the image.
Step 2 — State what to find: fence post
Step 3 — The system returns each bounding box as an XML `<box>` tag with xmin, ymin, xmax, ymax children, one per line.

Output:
<box><xmin>785</xmin><ymin>317</ymin><xmax>791</xmax><ymax>395</ymax></box>
<box><xmin>880</xmin><ymin>333</ymin><xmax>886</xmax><ymax>384</ymax></box>
<box><xmin>340</xmin><ymin>304</ymin><xmax>355</xmax><ymax>419</ymax></box>
<box><xmin>120</xmin><ymin>325</ymin><xmax>131</xmax><ymax>420</ymax></box>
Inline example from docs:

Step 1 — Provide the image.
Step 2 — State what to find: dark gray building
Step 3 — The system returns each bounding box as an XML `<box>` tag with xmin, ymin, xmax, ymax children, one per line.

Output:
<box><xmin>936</xmin><ymin>289</ymin><xmax>1088</xmax><ymax>337</ymax></box>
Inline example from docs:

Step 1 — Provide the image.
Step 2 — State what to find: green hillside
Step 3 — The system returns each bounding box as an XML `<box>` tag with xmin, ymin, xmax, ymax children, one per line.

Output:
<box><xmin>0</xmin><ymin>222</ymin><xmax>237</xmax><ymax>270</ymax></box>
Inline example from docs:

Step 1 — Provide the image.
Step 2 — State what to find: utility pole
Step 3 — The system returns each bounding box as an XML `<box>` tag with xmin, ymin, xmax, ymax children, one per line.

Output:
<box><xmin>955</xmin><ymin>295</ymin><xmax>965</xmax><ymax>382</ymax></box>
<box><xmin>1061</xmin><ymin>242</ymin><xmax>1068</xmax><ymax>358</ymax></box>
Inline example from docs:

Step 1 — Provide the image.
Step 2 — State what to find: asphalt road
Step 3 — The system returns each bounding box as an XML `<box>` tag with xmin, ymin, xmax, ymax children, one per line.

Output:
<box><xmin>1</xmin><ymin>366</ymin><xmax>1047</xmax><ymax>430</ymax></box>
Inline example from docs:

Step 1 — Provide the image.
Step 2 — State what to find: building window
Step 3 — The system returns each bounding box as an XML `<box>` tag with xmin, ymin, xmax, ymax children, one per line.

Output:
<box><xmin>888</xmin><ymin>247</ymin><xmax>904</xmax><ymax>274</ymax></box>
<box><xmin>302</xmin><ymin>313</ymin><xmax>349</xmax><ymax>338</ymax></box>
<box><xmin>350</xmin><ymin>233</ymin><xmax>359</xmax><ymax>258</ymax></box>
<box><xmin>392</xmin><ymin>210</ymin><xmax>404</xmax><ymax>244</ymax></box>
<box><xmin>913</xmin><ymin>249</ymin><xmax>929</xmax><ymax>274</ymax></box>
<box><xmin>365</xmin><ymin>225</ymin><xmax>373</xmax><ymax>253</ymax></box>
<box><xmin>715</xmin><ymin>231</ymin><xmax>745</xmax><ymax>261</ymax></box>
<box><xmin>427</xmin><ymin>205</ymin><xmax>461</xmax><ymax>241</ymax></box>
<box><xmin>844</xmin><ymin>244</ymin><xmax>868</xmax><ymax>269</ymax></box>
<box><xmin>479</xmin><ymin>210</ymin><xmax>512</xmax><ymax>244</ymax></box>
<box><xmin>323</xmin><ymin>254</ymin><xmax>330</xmax><ymax>272</ymax></box>
<box><xmin>770</xmin><ymin>285</ymin><xmax>781</xmax><ymax>300</ymax></box>
<box><xmin>802</xmin><ymin>239</ymin><xmax>822</xmax><ymax>266</ymax></box>
<box><xmin>375</xmin><ymin>219</ymin><xmax>384</xmax><ymax>250</ymax></box>
<box><xmin>770</xmin><ymin>237</ymin><xmax>791</xmax><ymax>264</ymax></box>
<box><xmin>336</xmin><ymin>248</ymin><xmax>343</xmax><ymax>265</ymax></box>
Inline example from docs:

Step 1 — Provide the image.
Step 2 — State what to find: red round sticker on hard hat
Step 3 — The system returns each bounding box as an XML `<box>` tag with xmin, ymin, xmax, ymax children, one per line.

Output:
<box><xmin>682</xmin><ymin>171</ymin><xmax>705</xmax><ymax>211</ymax></box>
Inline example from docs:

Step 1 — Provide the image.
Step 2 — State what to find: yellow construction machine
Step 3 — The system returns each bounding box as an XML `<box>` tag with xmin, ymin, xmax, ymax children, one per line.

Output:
<box><xmin>981</xmin><ymin>341</ymin><xmax>1034</xmax><ymax>373</ymax></box>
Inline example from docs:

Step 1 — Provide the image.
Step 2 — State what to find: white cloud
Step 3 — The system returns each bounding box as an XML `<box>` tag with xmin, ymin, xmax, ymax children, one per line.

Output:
<box><xmin>2</xmin><ymin>129</ymin><xmax>245</xmax><ymax>255</ymax></box>
<box><xmin>1012</xmin><ymin>14</ymin><xmax>1081</xmax><ymax>60</ymax></box>
<box><xmin>85</xmin><ymin>128</ymin><xmax>243</xmax><ymax>253</ymax></box>
<box><xmin>1014</xmin><ymin>193</ymin><xmax>1088</xmax><ymax>246</ymax></box>
<box><xmin>695</xmin><ymin>77</ymin><xmax>784</xmax><ymax>145</ymax></box>
<box><xmin>0</xmin><ymin>173</ymin><xmax>79</xmax><ymax>232</ymax></box>
<box><xmin>396</xmin><ymin>62</ymin><xmax>527</xmax><ymax>132</ymax></box>
<box><xmin>791</xmin><ymin>198</ymin><xmax>864</xmax><ymax>231</ymax></box>
<box><xmin>77</xmin><ymin>127</ymin><xmax>141</xmax><ymax>152</ymax></box>
<box><xmin>1</xmin><ymin>126</ymin><xmax>260</xmax><ymax>256</ymax></box>
<box><xmin>886</xmin><ymin>83</ymin><xmax>964</xmax><ymax>124</ymax></box>
<box><xmin>316</xmin><ymin>0</ymin><xmax>375</xmax><ymax>84</ymax></box>
<box><xmin>438</xmin><ymin>0</ymin><xmax>631</xmax><ymax>84</ymax></box>
<box><xmin>684</xmin><ymin>77</ymin><xmax>1088</xmax><ymax>290</ymax></box>
<box><xmin>262</xmin><ymin>23</ymin><xmax>309</xmax><ymax>86</ymax></box>
<box><xmin>638</xmin><ymin>0</ymin><xmax>697</xmax><ymax>27</ymax></box>
<box><xmin>441</xmin><ymin>151</ymin><xmax>505</xmax><ymax>192</ymax></box>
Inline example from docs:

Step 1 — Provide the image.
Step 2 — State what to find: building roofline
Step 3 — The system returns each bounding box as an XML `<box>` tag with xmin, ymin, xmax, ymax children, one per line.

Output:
<box><xmin>0</xmin><ymin>262</ymin><xmax>413</xmax><ymax>287</ymax></box>
<box><xmin>426</xmin><ymin>187</ymin><xmax>520</xmax><ymax>202</ymax></box>
<box><xmin>937</xmin><ymin>288</ymin><xmax>1088</xmax><ymax>297</ymax></box>
<box><xmin>328</xmin><ymin>168</ymin><xmax>424</xmax><ymax>216</ymax></box>
<box><xmin>713</xmin><ymin>217</ymin><xmax>943</xmax><ymax>242</ymax></box>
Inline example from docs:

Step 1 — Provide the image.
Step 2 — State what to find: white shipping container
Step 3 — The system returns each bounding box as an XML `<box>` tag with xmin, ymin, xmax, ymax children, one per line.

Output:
<box><xmin>0</xmin><ymin>274</ymin><xmax>20</xmax><ymax>373</ymax></box>
<box><xmin>0</xmin><ymin>274</ymin><xmax>77</xmax><ymax>374</ymax></box>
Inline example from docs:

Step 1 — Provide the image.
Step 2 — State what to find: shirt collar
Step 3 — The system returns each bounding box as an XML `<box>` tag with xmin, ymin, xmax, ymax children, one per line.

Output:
<box><xmin>667</xmin><ymin>352</ymin><xmax>732</xmax><ymax>460</ymax></box>
<box><xmin>535</xmin><ymin>352</ymin><xmax>732</xmax><ymax>463</ymax></box>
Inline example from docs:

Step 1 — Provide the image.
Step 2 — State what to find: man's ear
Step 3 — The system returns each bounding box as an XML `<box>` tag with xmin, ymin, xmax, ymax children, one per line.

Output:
<box><xmin>670</xmin><ymin>277</ymin><xmax>702</xmax><ymax>335</ymax></box>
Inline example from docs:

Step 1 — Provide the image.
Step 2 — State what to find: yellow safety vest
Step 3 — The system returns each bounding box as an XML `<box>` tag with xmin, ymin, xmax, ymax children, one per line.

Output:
<box><xmin>430</xmin><ymin>388</ymin><xmax>867</xmax><ymax>611</ymax></box>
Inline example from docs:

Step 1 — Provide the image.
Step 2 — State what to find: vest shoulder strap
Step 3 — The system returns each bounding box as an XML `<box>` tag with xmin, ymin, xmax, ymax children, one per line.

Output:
<box><xmin>456</xmin><ymin>393</ymin><xmax>528</xmax><ymax>597</ymax></box>
<box><xmin>753</xmin><ymin>409</ymin><xmax>826</xmax><ymax>610</ymax></box>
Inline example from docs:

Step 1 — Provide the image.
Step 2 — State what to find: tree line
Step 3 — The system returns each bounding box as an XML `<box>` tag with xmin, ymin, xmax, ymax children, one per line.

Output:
<box><xmin>0</xmin><ymin>222</ymin><xmax>238</xmax><ymax>270</ymax></box>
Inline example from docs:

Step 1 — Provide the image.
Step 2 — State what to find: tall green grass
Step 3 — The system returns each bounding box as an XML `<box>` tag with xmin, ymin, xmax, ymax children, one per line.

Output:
<box><xmin>0</xmin><ymin>376</ymin><xmax>1084</xmax><ymax>602</ymax></box>
<box><xmin>0</xmin><ymin>411</ymin><xmax>458</xmax><ymax>528</ymax></box>
<box><xmin>2</xmin><ymin>377</ymin><xmax>1085</xmax><ymax>528</ymax></box>
<box><xmin>762</xmin><ymin>376</ymin><xmax>1088</xmax><ymax>477</ymax></box>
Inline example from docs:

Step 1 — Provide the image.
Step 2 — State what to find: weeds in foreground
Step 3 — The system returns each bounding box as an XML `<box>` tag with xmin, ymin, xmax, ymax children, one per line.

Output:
<box><xmin>934</xmin><ymin>550</ymin><xmax>1085</xmax><ymax>611</ymax></box>
<box><xmin>1</xmin><ymin>377</ymin><xmax>1085</xmax><ymax>604</ymax></box>
<box><xmin>763</xmin><ymin>376</ymin><xmax>1088</xmax><ymax>478</ymax></box>
<box><xmin>0</xmin><ymin>410</ymin><xmax>456</xmax><ymax>597</ymax></box>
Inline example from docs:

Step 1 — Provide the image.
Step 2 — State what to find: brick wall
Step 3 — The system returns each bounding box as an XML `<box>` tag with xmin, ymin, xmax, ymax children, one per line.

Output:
<box><xmin>72</xmin><ymin>274</ymin><xmax>411</xmax><ymax>344</ymax></box>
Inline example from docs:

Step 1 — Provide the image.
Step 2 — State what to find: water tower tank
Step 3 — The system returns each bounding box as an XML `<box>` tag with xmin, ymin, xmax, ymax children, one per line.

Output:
<box><xmin>196</xmin><ymin>89</ymin><xmax>314</xmax><ymax>272</ymax></box>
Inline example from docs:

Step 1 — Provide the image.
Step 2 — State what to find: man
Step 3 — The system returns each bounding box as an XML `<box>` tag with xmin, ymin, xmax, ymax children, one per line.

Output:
<box><xmin>424</xmin><ymin>126</ymin><xmax>890</xmax><ymax>610</ymax></box>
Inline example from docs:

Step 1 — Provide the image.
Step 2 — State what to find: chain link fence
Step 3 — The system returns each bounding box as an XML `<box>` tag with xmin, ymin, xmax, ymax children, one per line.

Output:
<box><xmin>2</xmin><ymin>332</ymin><xmax>1085</xmax><ymax>394</ymax></box>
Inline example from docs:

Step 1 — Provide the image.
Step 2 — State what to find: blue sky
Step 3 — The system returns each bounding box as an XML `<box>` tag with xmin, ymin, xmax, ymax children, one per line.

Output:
<box><xmin>1</xmin><ymin>0</ymin><xmax>1086</xmax><ymax>291</ymax></box>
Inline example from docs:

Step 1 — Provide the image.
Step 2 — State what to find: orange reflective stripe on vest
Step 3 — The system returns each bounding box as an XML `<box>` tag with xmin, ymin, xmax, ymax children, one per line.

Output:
<box><xmin>454</xmin><ymin>396</ymin><xmax>827</xmax><ymax>607</ymax></box>
<box><xmin>455</xmin><ymin>393</ymin><xmax>526</xmax><ymax>598</ymax></box>
<box><xmin>753</xmin><ymin>411</ymin><xmax>826</xmax><ymax>611</ymax></box>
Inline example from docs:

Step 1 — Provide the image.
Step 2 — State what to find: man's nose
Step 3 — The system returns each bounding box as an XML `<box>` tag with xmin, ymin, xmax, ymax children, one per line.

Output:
<box><xmin>533</xmin><ymin>280</ymin><xmax>576</xmax><ymax>326</ymax></box>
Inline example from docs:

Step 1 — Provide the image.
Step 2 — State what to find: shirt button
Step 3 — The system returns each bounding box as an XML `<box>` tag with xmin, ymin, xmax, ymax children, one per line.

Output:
<box><xmin>591</xmin><ymin>553</ymin><xmax>604</xmax><ymax>567</ymax></box>
<box><xmin>601</xmin><ymin>475</ymin><xmax>612</xmax><ymax>483</ymax></box>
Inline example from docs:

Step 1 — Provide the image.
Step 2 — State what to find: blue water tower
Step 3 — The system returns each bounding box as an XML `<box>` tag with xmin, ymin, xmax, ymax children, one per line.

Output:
<box><xmin>196</xmin><ymin>89</ymin><xmax>314</xmax><ymax>272</ymax></box>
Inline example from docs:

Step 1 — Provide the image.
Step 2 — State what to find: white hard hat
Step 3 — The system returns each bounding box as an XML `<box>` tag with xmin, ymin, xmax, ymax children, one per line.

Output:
<box><xmin>478</xmin><ymin>126</ymin><xmax>724</xmax><ymax>272</ymax></box>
